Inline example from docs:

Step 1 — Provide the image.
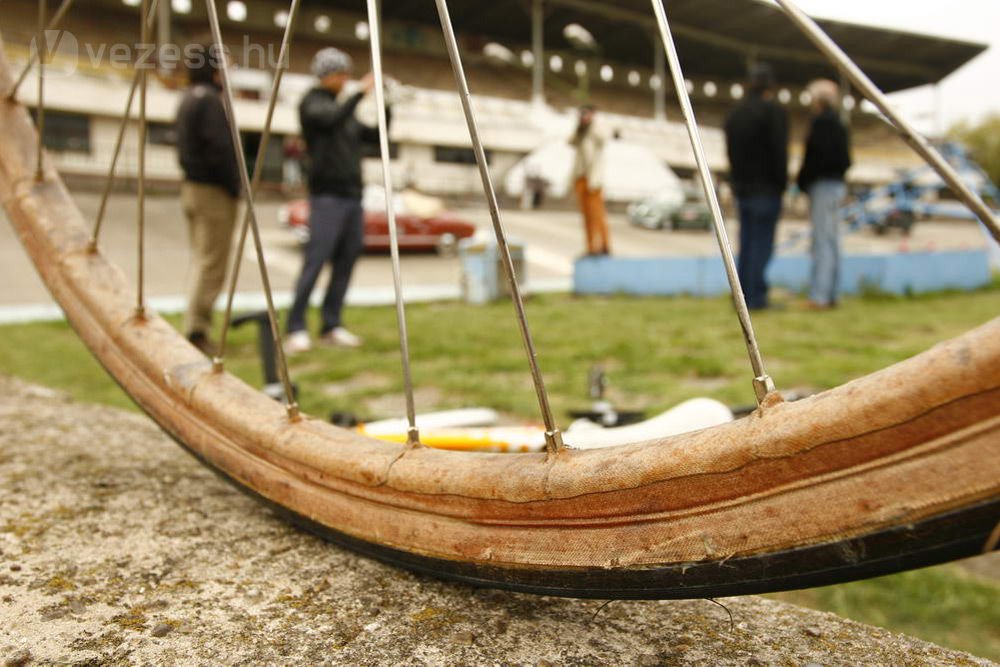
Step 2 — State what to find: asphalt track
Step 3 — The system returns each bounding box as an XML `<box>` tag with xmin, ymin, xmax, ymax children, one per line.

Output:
<box><xmin>0</xmin><ymin>189</ymin><xmax>986</xmax><ymax>322</ymax></box>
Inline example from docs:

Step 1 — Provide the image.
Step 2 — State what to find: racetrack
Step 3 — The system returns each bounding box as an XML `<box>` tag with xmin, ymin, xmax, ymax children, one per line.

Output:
<box><xmin>0</xmin><ymin>189</ymin><xmax>985</xmax><ymax>317</ymax></box>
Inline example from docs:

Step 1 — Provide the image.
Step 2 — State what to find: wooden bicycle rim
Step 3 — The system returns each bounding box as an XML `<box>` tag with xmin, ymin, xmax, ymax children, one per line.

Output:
<box><xmin>2</xmin><ymin>50</ymin><xmax>998</xmax><ymax>598</ymax></box>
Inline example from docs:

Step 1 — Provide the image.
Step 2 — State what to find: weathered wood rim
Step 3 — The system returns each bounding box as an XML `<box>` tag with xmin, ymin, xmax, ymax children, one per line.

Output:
<box><xmin>1</xmin><ymin>44</ymin><xmax>997</xmax><ymax>597</ymax></box>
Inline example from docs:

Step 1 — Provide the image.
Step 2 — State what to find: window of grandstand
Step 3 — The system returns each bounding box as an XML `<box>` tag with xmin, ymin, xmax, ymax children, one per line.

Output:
<box><xmin>361</xmin><ymin>141</ymin><xmax>400</xmax><ymax>160</ymax></box>
<box><xmin>549</xmin><ymin>55</ymin><xmax>563</xmax><ymax>73</ymax></box>
<box><xmin>172</xmin><ymin>0</ymin><xmax>192</xmax><ymax>14</ymax></box>
<box><xmin>355</xmin><ymin>21</ymin><xmax>370</xmax><ymax>41</ymax></box>
<box><xmin>520</xmin><ymin>51</ymin><xmax>535</xmax><ymax>67</ymax></box>
<box><xmin>600</xmin><ymin>65</ymin><xmax>614</xmax><ymax>82</ymax></box>
<box><xmin>799</xmin><ymin>91</ymin><xmax>813</xmax><ymax>106</ymax></box>
<box><xmin>243</xmin><ymin>133</ymin><xmax>284</xmax><ymax>183</ymax></box>
<box><xmin>704</xmin><ymin>81</ymin><xmax>717</xmax><ymax>97</ymax></box>
<box><xmin>433</xmin><ymin>146</ymin><xmax>490</xmax><ymax>165</ymax></box>
<box><xmin>29</xmin><ymin>110</ymin><xmax>91</xmax><ymax>154</ymax></box>
<box><xmin>123</xmin><ymin>0</ymin><xmax>140</xmax><ymax>6</ymax></box>
<box><xmin>778</xmin><ymin>88</ymin><xmax>792</xmax><ymax>104</ymax></box>
<box><xmin>315</xmin><ymin>15</ymin><xmax>332</xmax><ymax>33</ymax></box>
<box><xmin>147</xmin><ymin>123</ymin><xmax>178</xmax><ymax>147</ymax></box>
<box><xmin>274</xmin><ymin>10</ymin><xmax>289</xmax><ymax>27</ymax></box>
<box><xmin>649</xmin><ymin>75</ymin><xmax>662</xmax><ymax>90</ymax></box>
<box><xmin>844</xmin><ymin>95</ymin><xmax>857</xmax><ymax>111</ymax></box>
<box><xmin>627</xmin><ymin>71</ymin><xmax>641</xmax><ymax>87</ymax></box>
<box><xmin>730</xmin><ymin>83</ymin><xmax>744</xmax><ymax>99</ymax></box>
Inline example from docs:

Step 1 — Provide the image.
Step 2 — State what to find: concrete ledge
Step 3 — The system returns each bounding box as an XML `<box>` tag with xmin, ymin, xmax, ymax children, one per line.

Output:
<box><xmin>574</xmin><ymin>249</ymin><xmax>992</xmax><ymax>297</ymax></box>
<box><xmin>1</xmin><ymin>375</ymin><xmax>992</xmax><ymax>666</ymax></box>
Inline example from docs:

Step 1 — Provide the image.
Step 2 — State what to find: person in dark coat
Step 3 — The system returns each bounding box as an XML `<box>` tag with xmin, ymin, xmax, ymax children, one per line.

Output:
<box><xmin>797</xmin><ymin>79</ymin><xmax>852</xmax><ymax>309</ymax></box>
<box><xmin>284</xmin><ymin>47</ymin><xmax>387</xmax><ymax>353</ymax></box>
<box><xmin>724</xmin><ymin>63</ymin><xmax>789</xmax><ymax>310</ymax></box>
<box><xmin>175</xmin><ymin>44</ymin><xmax>240</xmax><ymax>355</ymax></box>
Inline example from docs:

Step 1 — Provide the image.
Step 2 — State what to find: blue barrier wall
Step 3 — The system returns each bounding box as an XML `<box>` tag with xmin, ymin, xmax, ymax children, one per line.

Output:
<box><xmin>573</xmin><ymin>250</ymin><xmax>992</xmax><ymax>297</ymax></box>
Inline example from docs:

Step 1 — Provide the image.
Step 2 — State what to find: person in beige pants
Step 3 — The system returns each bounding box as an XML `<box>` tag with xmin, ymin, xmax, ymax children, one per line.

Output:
<box><xmin>181</xmin><ymin>183</ymin><xmax>236</xmax><ymax>344</ymax></box>
<box><xmin>175</xmin><ymin>44</ymin><xmax>241</xmax><ymax>354</ymax></box>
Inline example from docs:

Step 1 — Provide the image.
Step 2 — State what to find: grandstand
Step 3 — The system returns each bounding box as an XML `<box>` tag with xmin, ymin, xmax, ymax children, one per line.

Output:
<box><xmin>0</xmin><ymin>0</ymin><xmax>987</xmax><ymax>196</ymax></box>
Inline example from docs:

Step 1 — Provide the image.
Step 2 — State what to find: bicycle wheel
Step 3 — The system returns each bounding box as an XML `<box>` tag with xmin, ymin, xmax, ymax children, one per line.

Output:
<box><xmin>1</xmin><ymin>6</ymin><xmax>997</xmax><ymax>600</ymax></box>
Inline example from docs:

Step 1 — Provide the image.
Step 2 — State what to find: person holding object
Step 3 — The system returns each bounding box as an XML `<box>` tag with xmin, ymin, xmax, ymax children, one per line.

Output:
<box><xmin>175</xmin><ymin>44</ymin><xmax>240</xmax><ymax>356</ymax></box>
<box><xmin>798</xmin><ymin>79</ymin><xmax>852</xmax><ymax>310</ymax></box>
<box><xmin>724</xmin><ymin>63</ymin><xmax>788</xmax><ymax>311</ymax></box>
<box><xmin>284</xmin><ymin>47</ymin><xmax>389</xmax><ymax>354</ymax></box>
<box><xmin>570</xmin><ymin>105</ymin><xmax>611</xmax><ymax>256</ymax></box>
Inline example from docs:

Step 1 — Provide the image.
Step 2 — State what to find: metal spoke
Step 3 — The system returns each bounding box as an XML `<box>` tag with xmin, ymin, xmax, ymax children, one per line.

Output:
<box><xmin>90</xmin><ymin>69</ymin><xmax>141</xmax><ymax>251</ymax></box>
<box><xmin>8</xmin><ymin>0</ymin><xmax>74</xmax><ymax>101</ymax></box>
<box><xmin>89</xmin><ymin>0</ymin><xmax>159</xmax><ymax>251</ymax></box>
<box><xmin>135</xmin><ymin>0</ymin><xmax>151</xmax><ymax>318</ymax></box>
<box><xmin>215</xmin><ymin>0</ymin><xmax>302</xmax><ymax>368</ymax></box>
<box><xmin>433</xmin><ymin>0</ymin><xmax>564</xmax><ymax>453</ymax></box>
<box><xmin>366</xmin><ymin>0</ymin><xmax>421</xmax><ymax>447</ymax></box>
<box><xmin>203</xmin><ymin>0</ymin><xmax>299</xmax><ymax>420</ymax></box>
<box><xmin>34</xmin><ymin>0</ymin><xmax>47</xmax><ymax>182</ymax></box>
<box><xmin>772</xmin><ymin>0</ymin><xmax>1000</xmax><ymax>243</ymax></box>
<box><xmin>650</xmin><ymin>0</ymin><xmax>775</xmax><ymax>404</ymax></box>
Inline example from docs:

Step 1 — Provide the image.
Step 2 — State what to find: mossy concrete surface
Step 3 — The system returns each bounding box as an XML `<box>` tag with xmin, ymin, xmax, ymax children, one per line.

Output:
<box><xmin>0</xmin><ymin>377</ymin><xmax>991</xmax><ymax>666</ymax></box>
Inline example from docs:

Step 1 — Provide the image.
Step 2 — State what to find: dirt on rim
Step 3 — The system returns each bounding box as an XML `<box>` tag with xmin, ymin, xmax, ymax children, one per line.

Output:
<box><xmin>0</xmin><ymin>375</ymin><xmax>992</xmax><ymax>666</ymax></box>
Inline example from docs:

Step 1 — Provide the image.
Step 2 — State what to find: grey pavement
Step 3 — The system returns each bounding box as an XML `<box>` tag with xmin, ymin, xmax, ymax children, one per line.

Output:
<box><xmin>0</xmin><ymin>188</ymin><xmax>986</xmax><ymax>323</ymax></box>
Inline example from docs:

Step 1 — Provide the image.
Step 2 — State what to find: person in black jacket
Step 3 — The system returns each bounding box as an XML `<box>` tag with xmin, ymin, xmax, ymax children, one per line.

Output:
<box><xmin>724</xmin><ymin>63</ymin><xmax>789</xmax><ymax>311</ymax></box>
<box><xmin>797</xmin><ymin>79</ymin><xmax>852</xmax><ymax>309</ymax></box>
<box><xmin>175</xmin><ymin>44</ymin><xmax>240</xmax><ymax>355</ymax></box>
<box><xmin>284</xmin><ymin>47</ymin><xmax>384</xmax><ymax>353</ymax></box>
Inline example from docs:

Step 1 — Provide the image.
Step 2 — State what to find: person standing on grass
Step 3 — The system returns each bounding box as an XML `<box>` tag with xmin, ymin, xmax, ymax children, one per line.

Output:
<box><xmin>798</xmin><ymin>79</ymin><xmax>852</xmax><ymax>310</ymax></box>
<box><xmin>724</xmin><ymin>63</ymin><xmax>788</xmax><ymax>311</ymax></box>
<box><xmin>175</xmin><ymin>44</ymin><xmax>240</xmax><ymax>356</ymax></box>
<box><xmin>570</xmin><ymin>105</ymin><xmax>611</xmax><ymax>256</ymax></box>
<box><xmin>284</xmin><ymin>47</ymin><xmax>388</xmax><ymax>354</ymax></box>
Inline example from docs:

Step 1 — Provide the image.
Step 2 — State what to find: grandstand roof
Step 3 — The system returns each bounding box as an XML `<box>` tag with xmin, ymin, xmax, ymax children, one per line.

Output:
<box><xmin>305</xmin><ymin>0</ymin><xmax>987</xmax><ymax>93</ymax></box>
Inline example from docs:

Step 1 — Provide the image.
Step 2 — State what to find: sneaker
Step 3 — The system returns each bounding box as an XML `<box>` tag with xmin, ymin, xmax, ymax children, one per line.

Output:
<box><xmin>283</xmin><ymin>330</ymin><xmax>312</xmax><ymax>355</ymax></box>
<box><xmin>319</xmin><ymin>326</ymin><xmax>363</xmax><ymax>348</ymax></box>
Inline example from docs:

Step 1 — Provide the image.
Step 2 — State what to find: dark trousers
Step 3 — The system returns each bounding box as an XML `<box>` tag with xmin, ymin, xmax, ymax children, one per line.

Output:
<box><xmin>286</xmin><ymin>194</ymin><xmax>364</xmax><ymax>334</ymax></box>
<box><xmin>736</xmin><ymin>195</ymin><xmax>782</xmax><ymax>310</ymax></box>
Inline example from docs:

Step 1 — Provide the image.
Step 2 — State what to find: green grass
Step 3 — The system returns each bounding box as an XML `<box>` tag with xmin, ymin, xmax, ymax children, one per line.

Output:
<box><xmin>6</xmin><ymin>285</ymin><xmax>997</xmax><ymax>420</ymax></box>
<box><xmin>0</xmin><ymin>285</ymin><xmax>998</xmax><ymax>658</ymax></box>
<box><xmin>769</xmin><ymin>563</ymin><xmax>1000</xmax><ymax>660</ymax></box>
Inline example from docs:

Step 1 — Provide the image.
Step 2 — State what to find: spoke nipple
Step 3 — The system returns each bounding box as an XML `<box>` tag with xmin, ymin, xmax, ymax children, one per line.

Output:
<box><xmin>406</xmin><ymin>427</ymin><xmax>421</xmax><ymax>448</ymax></box>
<box><xmin>286</xmin><ymin>403</ymin><xmax>301</xmax><ymax>422</ymax></box>
<box><xmin>85</xmin><ymin>240</ymin><xmax>99</xmax><ymax>255</ymax></box>
<box><xmin>132</xmin><ymin>306</ymin><xmax>147</xmax><ymax>322</ymax></box>
<box><xmin>544</xmin><ymin>429</ymin><xmax>565</xmax><ymax>454</ymax></box>
<box><xmin>211</xmin><ymin>357</ymin><xmax>224</xmax><ymax>373</ymax></box>
<box><xmin>752</xmin><ymin>374</ymin><xmax>777</xmax><ymax>405</ymax></box>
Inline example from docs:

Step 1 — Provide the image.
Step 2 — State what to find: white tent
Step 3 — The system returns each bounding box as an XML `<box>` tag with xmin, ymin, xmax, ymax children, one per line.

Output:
<box><xmin>504</xmin><ymin>139</ymin><xmax>684</xmax><ymax>204</ymax></box>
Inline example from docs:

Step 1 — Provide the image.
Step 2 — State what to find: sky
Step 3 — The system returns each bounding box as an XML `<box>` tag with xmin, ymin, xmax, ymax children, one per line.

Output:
<box><xmin>791</xmin><ymin>0</ymin><xmax>1000</xmax><ymax>134</ymax></box>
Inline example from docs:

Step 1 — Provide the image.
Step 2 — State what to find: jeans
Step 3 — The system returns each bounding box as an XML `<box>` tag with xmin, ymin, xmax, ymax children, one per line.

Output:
<box><xmin>808</xmin><ymin>180</ymin><xmax>847</xmax><ymax>306</ymax></box>
<box><xmin>286</xmin><ymin>194</ymin><xmax>365</xmax><ymax>335</ymax></box>
<box><xmin>736</xmin><ymin>195</ymin><xmax>782</xmax><ymax>310</ymax></box>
